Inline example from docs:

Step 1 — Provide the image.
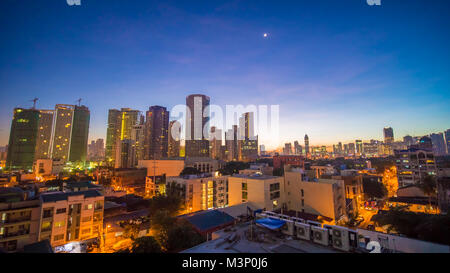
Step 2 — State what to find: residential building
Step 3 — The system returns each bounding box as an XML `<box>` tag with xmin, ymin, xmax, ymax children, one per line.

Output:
<box><xmin>395</xmin><ymin>147</ymin><xmax>437</xmax><ymax>187</ymax></box>
<box><xmin>168</xmin><ymin>120</ymin><xmax>181</xmax><ymax>158</ymax></box>
<box><xmin>6</xmin><ymin>108</ymin><xmax>40</xmax><ymax>171</ymax></box>
<box><xmin>144</xmin><ymin>106</ymin><xmax>169</xmax><ymax>160</ymax></box>
<box><xmin>228</xmin><ymin>174</ymin><xmax>284</xmax><ymax>212</ymax></box>
<box><xmin>35</xmin><ymin>110</ymin><xmax>54</xmax><ymax>160</ymax></box>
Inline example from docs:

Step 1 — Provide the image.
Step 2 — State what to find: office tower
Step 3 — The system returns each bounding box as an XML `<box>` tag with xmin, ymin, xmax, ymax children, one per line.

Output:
<box><xmin>343</xmin><ymin>144</ymin><xmax>349</xmax><ymax>156</ymax></box>
<box><xmin>403</xmin><ymin>135</ymin><xmax>414</xmax><ymax>147</ymax></box>
<box><xmin>6</xmin><ymin>108</ymin><xmax>40</xmax><ymax>170</ymax></box>
<box><xmin>355</xmin><ymin>140</ymin><xmax>363</xmax><ymax>155</ymax></box>
<box><xmin>144</xmin><ymin>106</ymin><xmax>169</xmax><ymax>160</ymax></box>
<box><xmin>348</xmin><ymin>143</ymin><xmax>356</xmax><ymax>155</ymax></box>
<box><xmin>283</xmin><ymin>143</ymin><xmax>292</xmax><ymax>155</ymax></box>
<box><xmin>35</xmin><ymin>110</ymin><xmax>54</xmax><ymax>159</ymax></box>
<box><xmin>209</xmin><ymin>126</ymin><xmax>222</xmax><ymax>160</ymax></box>
<box><xmin>384</xmin><ymin>127</ymin><xmax>394</xmax><ymax>144</ymax></box>
<box><xmin>294</xmin><ymin>141</ymin><xmax>302</xmax><ymax>155</ymax></box>
<box><xmin>185</xmin><ymin>94</ymin><xmax>210</xmax><ymax>158</ymax></box>
<box><xmin>131</xmin><ymin>124</ymin><xmax>145</xmax><ymax>164</ymax></box>
<box><xmin>105</xmin><ymin>108</ymin><xmax>139</xmax><ymax>165</ymax></box>
<box><xmin>337</xmin><ymin>142</ymin><xmax>343</xmax><ymax>155</ymax></box>
<box><xmin>430</xmin><ymin>133</ymin><xmax>446</xmax><ymax>156</ymax></box>
<box><xmin>238</xmin><ymin>112</ymin><xmax>258</xmax><ymax>162</ymax></box>
<box><xmin>445</xmin><ymin>129</ymin><xmax>450</xmax><ymax>154</ymax></box>
<box><xmin>225</xmin><ymin>125</ymin><xmax>239</xmax><ymax>161</ymax></box>
<box><xmin>50</xmin><ymin>104</ymin><xmax>90</xmax><ymax>163</ymax></box>
<box><xmin>304</xmin><ymin>134</ymin><xmax>310</xmax><ymax>156</ymax></box>
<box><xmin>168</xmin><ymin>120</ymin><xmax>181</xmax><ymax>158</ymax></box>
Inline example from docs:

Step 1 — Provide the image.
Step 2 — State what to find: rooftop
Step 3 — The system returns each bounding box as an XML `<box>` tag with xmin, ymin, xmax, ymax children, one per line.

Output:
<box><xmin>181</xmin><ymin>222</ymin><xmax>338</xmax><ymax>253</ymax></box>
<box><xmin>40</xmin><ymin>190</ymin><xmax>102</xmax><ymax>203</ymax></box>
<box><xmin>231</xmin><ymin>174</ymin><xmax>280</xmax><ymax>180</ymax></box>
<box><xmin>180</xmin><ymin>210</ymin><xmax>235</xmax><ymax>233</ymax></box>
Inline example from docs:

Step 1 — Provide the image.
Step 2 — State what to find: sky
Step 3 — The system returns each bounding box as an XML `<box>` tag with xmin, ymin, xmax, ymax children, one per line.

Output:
<box><xmin>0</xmin><ymin>0</ymin><xmax>449</xmax><ymax>149</ymax></box>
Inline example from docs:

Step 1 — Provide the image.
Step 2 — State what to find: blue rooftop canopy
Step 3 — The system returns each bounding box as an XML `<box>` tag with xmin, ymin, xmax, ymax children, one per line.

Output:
<box><xmin>255</xmin><ymin>218</ymin><xmax>286</xmax><ymax>230</ymax></box>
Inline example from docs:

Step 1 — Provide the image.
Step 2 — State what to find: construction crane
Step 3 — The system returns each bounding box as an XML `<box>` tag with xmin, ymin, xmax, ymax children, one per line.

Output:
<box><xmin>30</xmin><ymin>98</ymin><xmax>39</xmax><ymax>109</ymax></box>
<box><xmin>76</xmin><ymin>98</ymin><xmax>82</xmax><ymax>106</ymax></box>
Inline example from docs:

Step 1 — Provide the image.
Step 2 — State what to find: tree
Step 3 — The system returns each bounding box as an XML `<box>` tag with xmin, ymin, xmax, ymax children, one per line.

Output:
<box><xmin>129</xmin><ymin>236</ymin><xmax>163</xmax><ymax>253</ymax></box>
<box><xmin>166</xmin><ymin>224</ymin><xmax>205</xmax><ymax>253</ymax></box>
<box><xmin>417</xmin><ymin>174</ymin><xmax>437</xmax><ymax>212</ymax></box>
<box><xmin>218</xmin><ymin>161</ymin><xmax>250</xmax><ymax>175</ymax></box>
<box><xmin>180</xmin><ymin>167</ymin><xmax>201</xmax><ymax>176</ymax></box>
<box><xmin>363</xmin><ymin>179</ymin><xmax>387</xmax><ymax>199</ymax></box>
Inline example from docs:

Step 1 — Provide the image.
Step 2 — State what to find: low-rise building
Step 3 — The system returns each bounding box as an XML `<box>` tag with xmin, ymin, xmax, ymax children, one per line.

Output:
<box><xmin>228</xmin><ymin>174</ymin><xmax>285</xmax><ymax>212</ymax></box>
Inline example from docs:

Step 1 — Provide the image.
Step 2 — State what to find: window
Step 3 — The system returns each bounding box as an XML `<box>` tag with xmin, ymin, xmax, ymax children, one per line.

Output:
<box><xmin>301</xmin><ymin>189</ymin><xmax>304</xmax><ymax>197</ymax></box>
<box><xmin>84</xmin><ymin>204</ymin><xmax>93</xmax><ymax>210</ymax></box>
<box><xmin>56</xmin><ymin>208</ymin><xmax>66</xmax><ymax>214</ymax></box>
<box><xmin>81</xmin><ymin>228</ymin><xmax>91</xmax><ymax>235</ymax></box>
<box><xmin>270</xmin><ymin>191</ymin><xmax>280</xmax><ymax>200</ymax></box>
<box><xmin>270</xmin><ymin>183</ymin><xmax>280</xmax><ymax>191</ymax></box>
<box><xmin>242</xmin><ymin>183</ymin><xmax>248</xmax><ymax>191</ymax></box>
<box><xmin>82</xmin><ymin>216</ymin><xmax>92</xmax><ymax>222</ymax></box>
<box><xmin>41</xmin><ymin>221</ymin><xmax>51</xmax><ymax>231</ymax></box>
<box><xmin>54</xmin><ymin>221</ymin><xmax>65</xmax><ymax>228</ymax></box>
<box><xmin>301</xmin><ymin>199</ymin><xmax>304</xmax><ymax>206</ymax></box>
<box><xmin>43</xmin><ymin>208</ymin><xmax>53</xmax><ymax>218</ymax></box>
<box><xmin>242</xmin><ymin>191</ymin><xmax>248</xmax><ymax>200</ymax></box>
<box><xmin>53</xmin><ymin>234</ymin><xmax>64</xmax><ymax>241</ymax></box>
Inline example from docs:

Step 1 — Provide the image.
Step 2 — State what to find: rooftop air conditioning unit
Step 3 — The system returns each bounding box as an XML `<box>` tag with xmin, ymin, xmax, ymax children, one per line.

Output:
<box><xmin>291</xmin><ymin>217</ymin><xmax>305</xmax><ymax>223</ymax></box>
<box><xmin>311</xmin><ymin>226</ymin><xmax>329</xmax><ymax>246</ymax></box>
<box><xmin>295</xmin><ymin>222</ymin><xmax>310</xmax><ymax>241</ymax></box>
<box><xmin>281</xmin><ymin>219</ymin><xmax>295</xmax><ymax>236</ymax></box>
<box><xmin>331</xmin><ymin>226</ymin><xmax>350</xmax><ymax>252</ymax></box>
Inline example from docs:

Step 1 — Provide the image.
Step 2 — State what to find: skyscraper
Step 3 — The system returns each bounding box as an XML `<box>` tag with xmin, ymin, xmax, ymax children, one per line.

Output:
<box><xmin>384</xmin><ymin>127</ymin><xmax>394</xmax><ymax>144</ymax></box>
<box><xmin>50</xmin><ymin>104</ymin><xmax>90</xmax><ymax>163</ymax></box>
<box><xmin>168</xmin><ymin>120</ymin><xmax>181</xmax><ymax>158</ymax></box>
<box><xmin>145</xmin><ymin>106</ymin><xmax>169</xmax><ymax>160</ymax></box>
<box><xmin>88</xmin><ymin>138</ymin><xmax>105</xmax><ymax>161</ymax></box>
<box><xmin>131</xmin><ymin>124</ymin><xmax>145</xmax><ymax>164</ymax></box>
<box><xmin>209</xmin><ymin>126</ymin><xmax>222</xmax><ymax>160</ymax></box>
<box><xmin>304</xmin><ymin>134</ymin><xmax>310</xmax><ymax>156</ymax></box>
<box><xmin>35</xmin><ymin>110</ymin><xmax>54</xmax><ymax>159</ymax></box>
<box><xmin>445</xmin><ymin>129</ymin><xmax>450</xmax><ymax>154</ymax></box>
<box><xmin>294</xmin><ymin>141</ymin><xmax>302</xmax><ymax>155</ymax></box>
<box><xmin>105</xmin><ymin>108</ymin><xmax>140</xmax><ymax>165</ymax></box>
<box><xmin>6</xmin><ymin>108</ymin><xmax>40</xmax><ymax>170</ymax></box>
<box><xmin>238</xmin><ymin>112</ymin><xmax>258</xmax><ymax>162</ymax></box>
<box><xmin>403</xmin><ymin>135</ymin><xmax>414</xmax><ymax>147</ymax></box>
<box><xmin>430</xmin><ymin>133</ymin><xmax>446</xmax><ymax>156</ymax></box>
<box><xmin>355</xmin><ymin>140</ymin><xmax>363</xmax><ymax>155</ymax></box>
<box><xmin>225</xmin><ymin>125</ymin><xmax>239</xmax><ymax>161</ymax></box>
<box><xmin>283</xmin><ymin>143</ymin><xmax>292</xmax><ymax>155</ymax></box>
<box><xmin>185</xmin><ymin>94</ymin><xmax>210</xmax><ymax>158</ymax></box>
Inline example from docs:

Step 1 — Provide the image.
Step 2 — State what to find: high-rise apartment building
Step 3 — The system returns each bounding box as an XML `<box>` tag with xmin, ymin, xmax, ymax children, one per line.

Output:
<box><xmin>209</xmin><ymin>126</ymin><xmax>222</xmax><ymax>160</ymax></box>
<box><xmin>130</xmin><ymin>124</ymin><xmax>145</xmax><ymax>164</ymax></box>
<box><xmin>168</xmin><ymin>120</ymin><xmax>181</xmax><ymax>158</ymax></box>
<box><xmin>304</xmin><ymin>134</ymin><xmax>310</xmax><ymax>156</ymax></box>
<box><xmin>445</xmin><ymin>129</ymin><xmax>450</xmax><ymax>154</ymax></box>
<box><xmin>284</xmin><ymin>143</ymin><xmax>292</xmax><ymax>155</ymax></box>
<box><xmin>105</xmin><ymin>108</ymin><xmax>139</xmax><ymax>165</ymax></box>
<box><xmin>144</xmin><ymin>106</ymin><xmax>169</xmax><ymax>160</ymax></box>
<box><xmin>6</xmin><ymin>108</ymin><xmax>40</xmax><ymax>170</ymax></box>
<box><xmin>430</xmin><ymin>133</ymin><xmax>446</xmax><ymax>156</ymax></box>
<box><xmin>384</xmin><ymin>127</ymin><xmax>394</xmax><ymax>144</ymax></box>
<box><xmin>185</xmin><ymin>94</ymin><xmax>210</xmax><ymax>158</ymax></box>
<box><xmin>87</xmin><ymin>139</ymin><xmax>105</xmax><ymax>161</ymax></box>
<box><xmin>294</xmin><ymin>141</ymin><xmax>302</xmax><ymax>155</ymax></box>
<box><xmin>35</xmin><ymin>110</ymin><xmax>54</xmax><ymax>160</ymax></box>
<box><xmin>225</xmin><ymin>125</ymin><xmax>239</xmax><ymax>161</ymax></box>
<box><xmin>355</xmin><ymin>140</ymin><xmax>363</xmax><ymax>156</ymax></box>
<box><xmin>50</xmin><ymin>104</ymin><xmax>90</xmax><ymax>163</ymax></box>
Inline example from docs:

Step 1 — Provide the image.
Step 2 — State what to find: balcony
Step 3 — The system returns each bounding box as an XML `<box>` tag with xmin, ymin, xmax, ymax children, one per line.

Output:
<box><xmin>0</xmin><ymin>216</ymin><xmax>32</xmax><ymax>225</ymax></box>
<box><xmin>0</xmin><ymin>230</ymin><xmax>30</xmax><ymax>241</ymax></box>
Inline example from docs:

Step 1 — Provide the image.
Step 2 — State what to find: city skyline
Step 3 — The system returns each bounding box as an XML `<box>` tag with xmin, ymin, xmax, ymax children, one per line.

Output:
<box><xmin>1</xmin><ymin>0</ymin><xmax>450</xmax><ymax>149</ymax></box>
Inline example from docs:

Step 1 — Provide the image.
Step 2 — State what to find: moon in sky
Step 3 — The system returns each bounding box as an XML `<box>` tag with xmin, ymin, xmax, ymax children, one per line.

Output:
<box><xmin>263</xmin><ymin>33</ymin><xmax>268</xmax><ymax>38</ymax></box>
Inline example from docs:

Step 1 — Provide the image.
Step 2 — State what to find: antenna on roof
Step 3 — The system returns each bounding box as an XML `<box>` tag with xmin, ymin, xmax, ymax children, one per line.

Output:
<box><xmin>30</xmin><ymin>98</ymin><xmax>39</xmax><ymax>109</ymax></box>
<box><xmin>76</xmin><ymin>98</ymin><xmax>82</xmax><ymax>106</ymax></box>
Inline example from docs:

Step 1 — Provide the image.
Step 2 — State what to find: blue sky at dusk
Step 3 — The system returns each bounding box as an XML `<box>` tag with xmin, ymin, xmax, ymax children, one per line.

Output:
<box><xmin>0</xmin><ymin>0</ymin><xmax>449</xmax><ymax>149</ymax></box>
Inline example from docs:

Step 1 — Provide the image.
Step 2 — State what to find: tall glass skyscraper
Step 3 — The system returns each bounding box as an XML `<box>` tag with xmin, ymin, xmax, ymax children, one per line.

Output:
<box><xmin>145</xmin><ymin>106</ymin><xmax>169</xmax><ymax>160</ymax></box>
<box><xmin>185</xmin><ymin>94</ymin><xmax>210</xmax><ymax>158</ymax></box>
